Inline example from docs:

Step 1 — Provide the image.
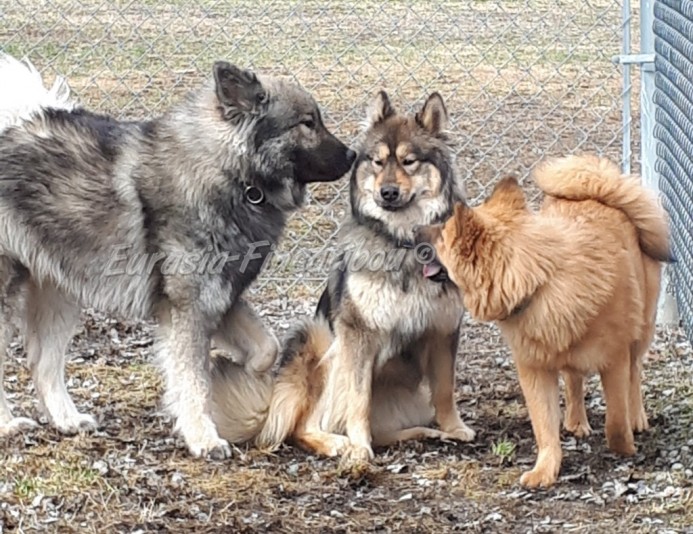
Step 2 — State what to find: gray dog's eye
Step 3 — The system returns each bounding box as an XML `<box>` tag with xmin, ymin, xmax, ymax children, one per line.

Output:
<box><xmin>300</xmin><ymin>116</ymin><xmax>315</xmax><ymax>129</ymax></box>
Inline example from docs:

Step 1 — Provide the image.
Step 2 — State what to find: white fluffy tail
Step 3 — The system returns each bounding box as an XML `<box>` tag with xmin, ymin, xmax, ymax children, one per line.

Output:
<box><xmin>0</xmin><ymin>53</ymin><xmax>75</xmax><ymax>134</ymax></box>
<box><xmin>210</xmin><ymin>317</ymin><xmax>334</xmax><ymax>449</ymax></box>
<box><xmin>210</xmin><ymin>358</ymin><xmax>273</xmax><ymax>444</ymax></box>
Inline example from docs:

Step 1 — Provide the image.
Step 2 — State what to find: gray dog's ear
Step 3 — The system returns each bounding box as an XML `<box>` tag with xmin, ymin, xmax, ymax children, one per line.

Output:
<box><xmin>213</xmin><ymin>61</ymin><xmax>267</xmax><ymax>118</ymax></box>
<box><xmin>365</xmin><ymin>90</ymin><xmax>395</xmax><ymax>128</ymax></box>
<box><xmin>416</xmin><ymin>92</ymin><xmax>448</xmax><ymax>134</ymax></box>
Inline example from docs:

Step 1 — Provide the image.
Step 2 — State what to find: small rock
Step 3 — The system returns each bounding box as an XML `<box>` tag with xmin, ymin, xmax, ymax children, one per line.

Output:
<box><xmin>613</xmin><ymin>480</ymin><xmax>629</xmax><ymax>497</ymax></box>
<box><xmin>386</xmin><ymin>463</ymin><xmax>407</xmax><ymax>474</ymax></box>
<box><xmin>661</xmin><ymin>486</ymin><xmax>677</xmax><ymax>498</ymax></box>
<box><xmin>92</xmin><ymin>460</ymin><xmax>108</xmax><ymax>476</ymax></box>
<box><xmin>485</xmin><ymin>512</ymin><xmax>503</xmax><ymax>522</ymax></box>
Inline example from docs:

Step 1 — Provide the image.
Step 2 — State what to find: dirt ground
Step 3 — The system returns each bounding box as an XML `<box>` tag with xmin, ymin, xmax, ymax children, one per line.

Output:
<box><xmin>0</xmin><ymin>309</ymin><xmax>691</xmax><ymax>533</ymax></box>
<box><xmin>1</xmin><ymin>0</ymin><xmax>692</xmax><ymax>532</ymax></box>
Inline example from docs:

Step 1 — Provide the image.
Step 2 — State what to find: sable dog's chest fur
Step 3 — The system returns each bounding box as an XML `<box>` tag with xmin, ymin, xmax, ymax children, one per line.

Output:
<box><xmin>346</xmin><ymin>267</ymin><xmax>460</xmax><ymax>335</ymax></box>
<box><xmin>340</xmin><ymin>247</ymin><xmax>462</xmax><ymax>372</ymax></box>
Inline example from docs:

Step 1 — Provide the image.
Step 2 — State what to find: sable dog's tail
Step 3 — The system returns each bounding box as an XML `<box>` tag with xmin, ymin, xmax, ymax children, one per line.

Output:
<box><xmin>211</xmin><ymin>316</ymin><xmax>333</xmax><ymax>448</ymax></box>
<box><xmin>0</xmin><ymin>53</ymin><xmax>74</xmax><ymax>134</ymax></box>
<box><xmin>255</xmin><ymin>316</ymin><xmax>333</xmax><ymax>449</ymax></box>
<box><xmin>534</xmin><ymin>154</ymin><xmax>673</xmax><ymax>263</ymax></box>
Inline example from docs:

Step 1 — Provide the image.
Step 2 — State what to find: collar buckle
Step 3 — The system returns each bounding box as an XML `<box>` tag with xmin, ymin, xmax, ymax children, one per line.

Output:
<box><xmin>244</xmin><ymin>185</ymin><xmax>264</xmax><ymax>205</ymax></box>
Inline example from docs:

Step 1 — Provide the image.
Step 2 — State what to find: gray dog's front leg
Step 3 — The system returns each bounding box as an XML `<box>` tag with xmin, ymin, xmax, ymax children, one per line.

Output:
<box><xmin>157</xmin><ymin>305</ymin><xmax>231</xmax><ymax>459</ymax></box>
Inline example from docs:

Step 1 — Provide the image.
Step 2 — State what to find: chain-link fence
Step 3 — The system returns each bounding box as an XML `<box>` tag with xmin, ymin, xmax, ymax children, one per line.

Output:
<box><xmin>654</xmin><ymin>0</ymin><xmax>693</xmax><ymax>339</ymax></box>
<box><xmin>1</xmin><ymin>0</ymin><xmax>629</xmax><ymax>300</ymax></box>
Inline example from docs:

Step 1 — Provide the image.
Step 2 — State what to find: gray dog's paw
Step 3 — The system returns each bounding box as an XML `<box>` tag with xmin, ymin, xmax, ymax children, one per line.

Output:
<box><xmin>188</xmin><ymin>435</ymin><xmax>232</xmax><ymax>460</ymax></box>
<box><xmin>0</xmin><ymin>416</ymin><xmax>39</xmax><ymax>438</ymax></box>
<box><xmin>207</xmin><ymin>441</ymin><xmax>233</xmax><ymax>460</ymax></box>
<box><xmin>54</xmin><ymin>413</ymin><xmax>98</xmax><ymax>435</ymax></box>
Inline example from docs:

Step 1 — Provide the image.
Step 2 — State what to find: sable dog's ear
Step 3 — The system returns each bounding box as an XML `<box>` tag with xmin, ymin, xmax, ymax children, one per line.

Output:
<box><xmin>416</xmin><ymin>92</ymin><xmax>448</xmax><ymax>134</ymax></box>
<box><xmin>365</xmin><ymin>90</ymin><xmax>395</xmax><ymax>128</ymax></box>
<box><xmin>213</xmin><ymin>61</ymin><xmax>268</xmax><ymax>118</ymax></box>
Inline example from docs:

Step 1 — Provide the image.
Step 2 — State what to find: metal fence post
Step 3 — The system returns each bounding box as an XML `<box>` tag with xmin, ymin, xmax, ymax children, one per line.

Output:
<box><xmin>622</xmin><ymin>0</ymin><xmax>632</xmax><ymax>175</ymax></box>
<box><xmin>641</xmin><ymin>0</ymin><xmax>679</xmax><ymax>324</ymax></box>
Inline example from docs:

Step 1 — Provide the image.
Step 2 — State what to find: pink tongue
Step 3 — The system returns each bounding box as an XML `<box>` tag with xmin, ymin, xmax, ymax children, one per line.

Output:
<box><xmin>423</xmin><ymin>263</ymin><xmax>442</xmax><ymax>278</ymax></box>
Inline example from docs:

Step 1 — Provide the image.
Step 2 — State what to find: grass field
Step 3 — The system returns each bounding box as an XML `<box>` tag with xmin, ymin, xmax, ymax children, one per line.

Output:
<box><xmin>1</xmin><ymin>1</ymin><xmax>692</xmax><ymax>532</ymax></box>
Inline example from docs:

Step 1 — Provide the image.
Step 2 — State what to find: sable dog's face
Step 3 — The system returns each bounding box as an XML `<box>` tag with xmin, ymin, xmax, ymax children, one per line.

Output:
<box><xmin>349</xmin><ymin>90</ymin><xmax>463</xmax><ymax>240</ymax></box>
<box><xmin>210</xmin><ymin>61</ymin><xmax>356</xmax><ymax>205</ymax></box>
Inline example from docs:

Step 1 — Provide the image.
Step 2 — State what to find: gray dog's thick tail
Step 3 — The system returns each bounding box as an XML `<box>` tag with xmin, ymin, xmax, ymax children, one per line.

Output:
<box><xmin>0</xmin><ymin>53</ymin><xmax>74</xmax><ymax>134</ymax></box>
<box><xmin>210</xmin><ymin>358</ymin><xmax>274</xmax><ymax>444</ymax></box>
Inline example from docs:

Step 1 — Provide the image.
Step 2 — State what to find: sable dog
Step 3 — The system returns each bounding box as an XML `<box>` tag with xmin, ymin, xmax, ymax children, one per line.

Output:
<box><xmin>210</xmin><ymin>91</ymin><xmax>476</xmax><ymax>461</ymax></box>
<box><xmin>418</xmin><ymin>154</ymin><xmax>672</xmax><ymax>487</ymax></box>
<box><xmin>0</xmin><ymin>53</ymin><xmax>355</xmax><ymax>458</ymax></box>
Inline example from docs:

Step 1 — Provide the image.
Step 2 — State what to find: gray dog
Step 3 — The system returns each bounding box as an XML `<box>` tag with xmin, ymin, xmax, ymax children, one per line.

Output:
<box><xmin>0</xmin><ymin>54</ymin><xmax>355</xmax><ymax>458</ymax></box>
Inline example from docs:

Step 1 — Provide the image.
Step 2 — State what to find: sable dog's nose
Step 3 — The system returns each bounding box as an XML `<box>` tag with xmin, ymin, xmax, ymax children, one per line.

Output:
<box><xmin>380</xmin><ymin>184</ymin><xmax>400</xmax><ymax>203</ymax></box>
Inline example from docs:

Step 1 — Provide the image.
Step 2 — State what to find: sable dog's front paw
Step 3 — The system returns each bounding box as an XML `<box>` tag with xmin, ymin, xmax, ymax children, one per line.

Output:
<box><xmin>339</xmin><ymin>443</ymin><xmax>374</xmax><ymax>468</ymax></box>
<box><xmin>441</xmin><ymin>423</ymin><xmax>476</xmax><ymax>442</ymax></box>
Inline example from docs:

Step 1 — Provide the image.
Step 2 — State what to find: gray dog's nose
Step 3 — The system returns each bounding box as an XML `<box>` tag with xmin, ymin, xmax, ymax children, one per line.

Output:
<box><xmin>346</xmin><ymin>149</ymin><xmax>357</xmax><ymax>165</ymax></box>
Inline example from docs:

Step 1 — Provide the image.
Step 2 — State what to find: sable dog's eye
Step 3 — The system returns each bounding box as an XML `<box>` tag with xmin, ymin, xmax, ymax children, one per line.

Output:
<box><xmin>402</xmin><ymin>156</ymin><xmax>417</xmax><ymax>166</ymax></box>
<box><xmin>371</xmin><ymin>157</ymin><xmax>384</xmax><ymax>169</ymax></box>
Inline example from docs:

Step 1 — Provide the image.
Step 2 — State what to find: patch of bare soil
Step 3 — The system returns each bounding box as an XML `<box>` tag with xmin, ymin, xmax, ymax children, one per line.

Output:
<box><xmin>0</xmin><ymin>304</ymin><xmax>691</xmax><ymax>533</ymax></box>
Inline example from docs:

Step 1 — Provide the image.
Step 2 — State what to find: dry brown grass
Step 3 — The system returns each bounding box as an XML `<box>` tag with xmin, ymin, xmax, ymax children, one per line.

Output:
<box><xmin>1</xmin><ymin>315</ymin><xmax>691</xmax><ymax>533</ymax></box>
